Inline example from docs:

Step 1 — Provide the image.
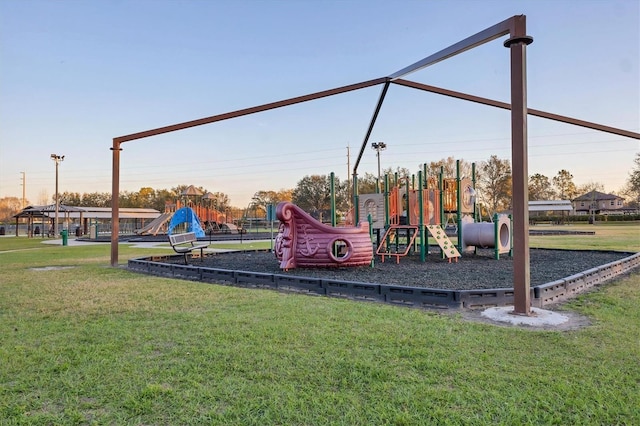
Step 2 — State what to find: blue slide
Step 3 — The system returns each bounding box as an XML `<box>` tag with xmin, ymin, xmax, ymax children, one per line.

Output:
<box><xmin>167</xmin><ymin>207</ymin><xmax>205</xmax><ymax>237</ymax></box>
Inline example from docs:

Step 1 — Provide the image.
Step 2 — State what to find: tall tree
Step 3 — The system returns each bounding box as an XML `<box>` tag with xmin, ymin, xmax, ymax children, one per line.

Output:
<box><xmin>355</xmin><ymin>172</ymin><xmax>378</xmax><ymax>195</ymax></box>
<box><xmin>552</xmin><ymin>169</ymin><xmax>578</xmax><ymax>200</ymax></box>
<box><xmin>81</xmin><ymin>192</ymin><xmax>112</xmax><ymax>207</ymax></box>
<box><xmin>250</xmin><ymin>189</ymin><xmax>293</xmax><ymax>216</ymax></box>
<box><xmin>136</xmin><ymin>187</ymin><xmax>157</xmax><ymax>207</ymax></box>
<box><xmin>528</xmin><ymin>173</ymin><xmax>555</xmax><ymax>200</ymax></box>
<box><xmin>58</xmin><ymin>191</ymin><xmax>82</xmax><ymax>206</ymax></box>
<box><xmin>292</xmin><ymin>174</ymin><xmax>348</xmax><ymax>221</ymax></box>
<box><xmin>277</xmin><ymin>189</ymin><xmax>294</xmax><ymax>203</ymax></box>
<box><xmin>152</xmin><ymin>189</ymin><xmax>176</xmax><ymax>212</ymax></box>
<box><xmin>119</xmin><ymin>190</ymin><xmax>137</xmax><ymax>208</ymax></box>
<box><xmin>622</xmin><ymin>152</ymin><xmax>640</xmax><ymax>208</ymax></box>
<box><xmin>0</xmin><ymin>197</ymin><xmax>23</xmax><ymax>222</ymax></box>
<box><xmin>477</xmin><ymin>155</ymin><xmax>512</xmax><ymax>214</ymax></box>
<box><xmin>576</xmin><ymin>181</ymin><xmax>604</xmax><ymax>196</ymax></box>
<box><xmin>425</xmin><ymin>157</ymin><xmax>473</xmax><ymax>180</ymax></box>
<box><xmin>383</xmin><ymin>166</ymin><xmax>412</xmax><ymax>181</ymax></box>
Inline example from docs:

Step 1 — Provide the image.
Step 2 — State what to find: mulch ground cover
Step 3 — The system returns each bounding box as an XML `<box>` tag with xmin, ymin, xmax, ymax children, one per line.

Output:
<box><xmin>164</xmin><ymin>248</ymin><xmax>633</xmax><ymax>290</ymax></box>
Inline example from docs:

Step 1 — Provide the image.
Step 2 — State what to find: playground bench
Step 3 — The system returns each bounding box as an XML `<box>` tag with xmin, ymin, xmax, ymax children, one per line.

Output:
<box><xmin>168</xmin><ymin>232</ymin><xmax>209</xmax><ymax>264</ymax></box>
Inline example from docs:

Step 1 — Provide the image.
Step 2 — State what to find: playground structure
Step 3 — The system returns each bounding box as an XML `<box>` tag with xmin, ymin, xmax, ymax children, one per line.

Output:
<box><xmin>135</xmin><ymin>212</ymin><xmax>173</xmax><ymax>235</ymax></box>
<box><xmin>356</xmin><ymin>160</ymin><xmax>512</xmax><ymax>263</ymax></box>
<box><xmin>275</xmin><ymin>202</ymin><xmax>373</xmax><ymax>271</ymax></box>
<box><xmin>271</xmin><ymin>163</ymin><xmax>511</xmax><ymax>271</ymax></box>
<box><xmin>462</xmin><ymin>214</ymin><xmax>511</xmax><ymax>256</ymax></box>
<box><xmin>135</xmin><ymin>186</ymin><xmax>234</xmax><ymax>236</ymax></box>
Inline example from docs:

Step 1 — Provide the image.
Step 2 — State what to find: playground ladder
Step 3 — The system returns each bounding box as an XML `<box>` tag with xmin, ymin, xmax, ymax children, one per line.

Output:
<box><xmin>376</xmin><ymin>225</ymin><xmax>419</xmax><ymax>263</ymax></box>
<box><xmin>426</xmin><ymin>225</ymin><xmax>461</xmax><ymax>263</ymax></box>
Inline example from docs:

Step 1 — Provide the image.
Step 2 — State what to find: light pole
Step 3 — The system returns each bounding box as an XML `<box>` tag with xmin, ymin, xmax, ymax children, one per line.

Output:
<box><xmin>50</xmin><ymin>154</ymin><xmax>64</xmax><ymax>237</ymax></box>
<box><xmin>371</xmin><ymin>142</ymin><xmax>387</xmax><ymax>193</ymax></box>
<box><xmin>20</xmin><ymin>172</ymin><xmax>26</xmax><ymax>208</ymax></box>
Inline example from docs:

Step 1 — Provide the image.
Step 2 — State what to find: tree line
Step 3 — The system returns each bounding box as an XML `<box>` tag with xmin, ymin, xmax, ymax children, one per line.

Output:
<box><xmin>2</xmin><ymin>153</ymin><xmax>639</xmax><ymax>223</ymax></box>
<box><xmin>53</xmin><ymin>185</ymin><xmax>232</xmax><ymax>213</ymax></box>
<box><xmin>262</xmin><ymin>154</ymin><xmax>640</xmax><ymax>220</ymax></box>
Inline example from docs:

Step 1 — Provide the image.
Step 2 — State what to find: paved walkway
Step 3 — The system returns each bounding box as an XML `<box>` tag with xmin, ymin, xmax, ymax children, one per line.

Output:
<box><xmin>39</xmin><ymin>238</ymin><xmax>268</xmax><ymax>253</ymax></box>
<box><xmin>41</xmin><ymin>238</ymin><xmax>106</xmax><ymax>246</ymax></box>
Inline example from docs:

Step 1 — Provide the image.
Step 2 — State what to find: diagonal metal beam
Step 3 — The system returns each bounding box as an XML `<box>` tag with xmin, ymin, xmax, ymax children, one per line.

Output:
<box><xmin>353</xmin><ymin>80</ymin><xmax>391</xmax><ymax>174</ymax></box>
<box><xmin>392</xmin><ymin>79</ymin><xmax>640</xmax><ymax>139</ymax></box>
<box><xmin>388</xmin><ymin>16</ymin><xmax>515</xmax><ymax>80</ymax></box>
<box><xmin>114</xmin><ymin>78</ymin><xmax>387</xmax><ymax>144</ymax></box>
<box><xmin>392</xmin><ymin>79</ymin><xmax>511</xmax><ymax>108</ymax></box>
<box><xmin>527</xmin><ymin>109</ymin><xmax>640</xmax><ymax>140</ymax></box>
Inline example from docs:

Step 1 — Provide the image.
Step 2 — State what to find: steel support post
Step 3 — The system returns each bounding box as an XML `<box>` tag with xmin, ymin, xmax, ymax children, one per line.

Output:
<box><xmin>505</xmin><ymin>16</ymin><xmax>533</xmax><ymax>315</ymax></box>
<box><xmin>110</xmin><ymin>141</ymin><xmax>121</xmax><ymax>267</ymax></box>
<box><xmin>418</xmin><ymin>170</ymin><xmax>426</xmax><ymax>262</ymax></box>
<box><xmin>456</xmin><ymin>159</ymin><xmax>462</xmax><ymax>253</ymax></box>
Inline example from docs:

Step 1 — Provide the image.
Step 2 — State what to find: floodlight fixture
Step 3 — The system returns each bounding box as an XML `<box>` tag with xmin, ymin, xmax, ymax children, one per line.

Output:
<box><xmin>371</xmin><ymin>142</ymin><xmax>387</xmax><ymax>192</ymax></box>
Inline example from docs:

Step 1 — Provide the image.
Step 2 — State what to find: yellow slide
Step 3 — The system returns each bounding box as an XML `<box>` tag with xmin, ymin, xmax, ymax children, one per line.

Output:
<box><xmin>426</xmin><ymin>225</ymin><xmax>460</xmax><ymax>261</ymax></box>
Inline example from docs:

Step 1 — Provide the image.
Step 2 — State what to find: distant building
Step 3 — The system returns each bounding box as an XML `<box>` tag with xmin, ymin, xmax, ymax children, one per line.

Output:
<box><xmin>528</xmin><ymin>200</ymin><xmax>573</xmax><ymax>215</ymax></box>
<box><xmin>572</xmin><ymin>191</ymin><xmax>625</xmax><ymax>215</ymax></box>
<box><xmin>12</xmin><ymin>205</ymin><xmax>160</xmax><ymax>237</ymax></box>
<box><xmin>527</xmin><ymin>200</ymin><xmax>573</xmax><ymax>224</ymax></box>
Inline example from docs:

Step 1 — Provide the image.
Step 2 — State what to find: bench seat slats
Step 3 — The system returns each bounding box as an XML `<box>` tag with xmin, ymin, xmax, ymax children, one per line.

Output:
<box><xmin>168</xmin><ymin>232</ymin><xmax>209</xmax><ymax>264</ymax></box>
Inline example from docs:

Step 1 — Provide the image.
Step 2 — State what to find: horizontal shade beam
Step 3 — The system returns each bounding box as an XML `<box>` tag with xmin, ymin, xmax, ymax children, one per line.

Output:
<box><xmin>115</xmin><ymin>77</ymin><xmax>388</xmax><ymax>144</ymax></box>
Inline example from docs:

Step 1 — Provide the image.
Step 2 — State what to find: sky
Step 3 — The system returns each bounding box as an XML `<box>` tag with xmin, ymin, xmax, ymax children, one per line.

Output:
<box><xmin>1</xmin><ymin>0</ymin><xmax>638</xmax><ymax>209</ymax></box>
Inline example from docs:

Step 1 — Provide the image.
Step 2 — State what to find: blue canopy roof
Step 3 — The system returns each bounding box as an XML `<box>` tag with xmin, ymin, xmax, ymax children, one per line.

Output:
<box><xmin>167</xmin><ymin>207</ymin><xmax>205</xmax><ymax>237</ymax></box>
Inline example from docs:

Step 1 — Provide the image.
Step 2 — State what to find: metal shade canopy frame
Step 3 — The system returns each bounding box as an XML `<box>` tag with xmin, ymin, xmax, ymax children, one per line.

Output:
<box><xmin>110</xmin><ymin>15</ymin><xmax>639</xmax><ymax>315</ymax></box>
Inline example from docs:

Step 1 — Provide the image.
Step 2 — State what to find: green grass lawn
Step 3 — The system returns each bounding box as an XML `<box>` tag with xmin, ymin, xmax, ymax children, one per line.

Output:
<box><xmin>0</xmin><ymin>225</ymin><xmax>639</xmax><ymax>425</ymax></box>
<box><xmin>529</xmin><ymin>221</ymin><xmax>640</xmax><ymax>252</ymax></box>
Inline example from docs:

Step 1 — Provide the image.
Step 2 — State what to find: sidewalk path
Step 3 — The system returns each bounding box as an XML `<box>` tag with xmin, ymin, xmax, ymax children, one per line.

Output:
<box><xmin>41</xmin><ymin>238</ymin><xmax>248</xmax><ymax>253</ymax></box>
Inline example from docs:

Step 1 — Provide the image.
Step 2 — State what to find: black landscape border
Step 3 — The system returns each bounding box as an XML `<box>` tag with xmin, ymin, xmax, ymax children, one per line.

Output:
<box><xmin>128</xmin><ymin>251</ymin><xmax>640</xmax><ymax>310</ymax></box>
